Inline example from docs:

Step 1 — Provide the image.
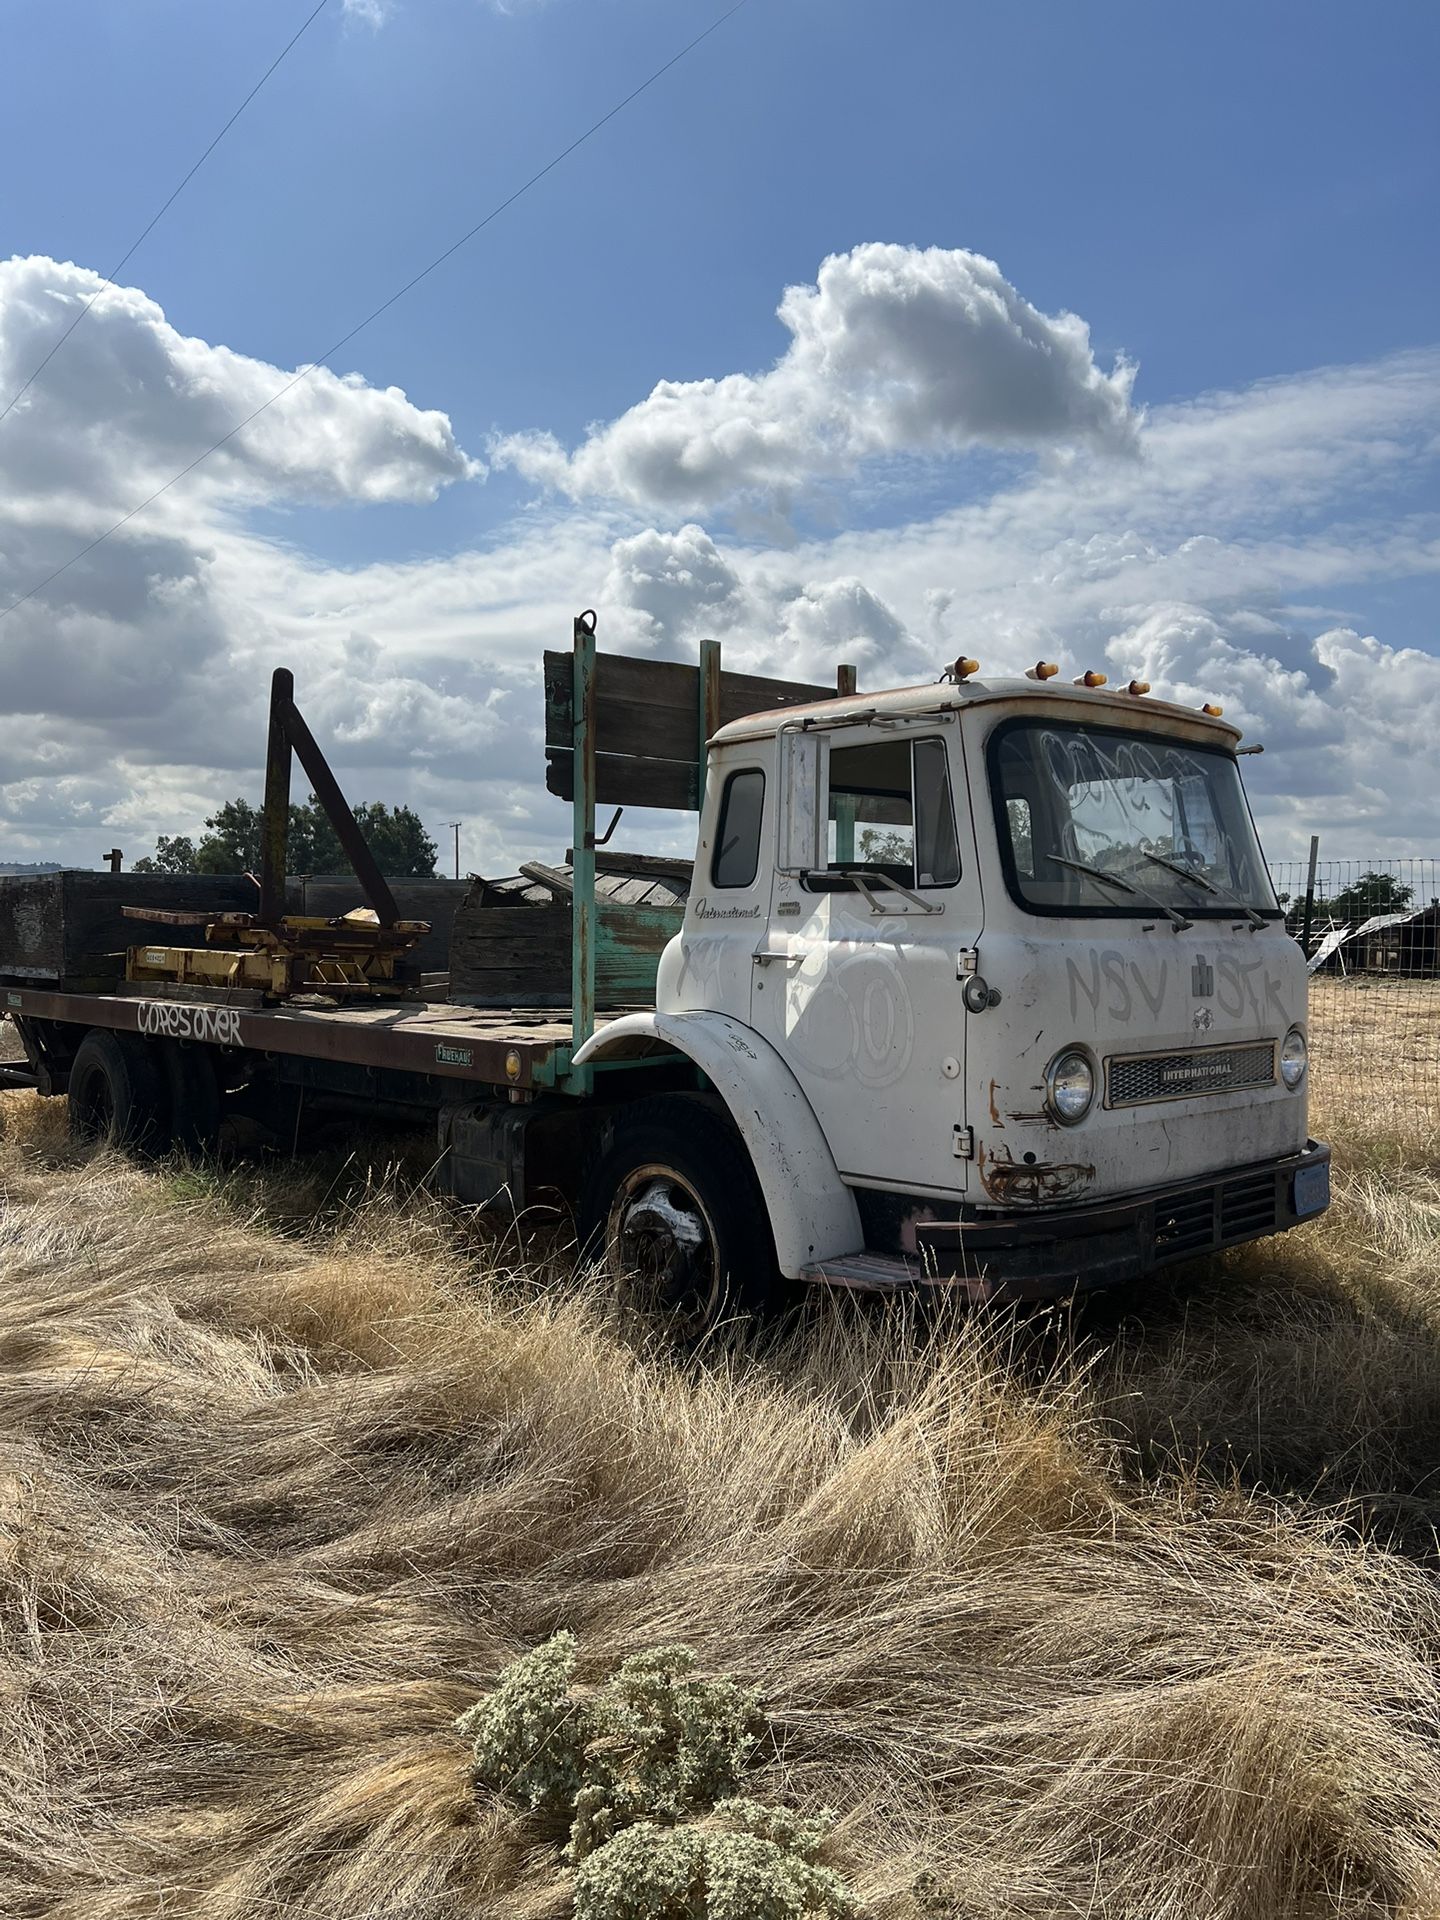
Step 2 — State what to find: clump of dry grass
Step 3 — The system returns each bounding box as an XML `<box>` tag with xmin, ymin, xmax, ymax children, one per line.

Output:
<box><xmin>4</xmin><ymin>1078</ymin><xmax>1440</xmax><ymax>1920</ymax></box>
<box><xmin>1092</xmin><ymin>1015</ymin><xmax>1440</xmax><ymax>1552</ymax></box>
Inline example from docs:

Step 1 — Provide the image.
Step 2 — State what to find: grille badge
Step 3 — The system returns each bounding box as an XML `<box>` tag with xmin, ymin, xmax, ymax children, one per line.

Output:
<box><xmin>1107</xmin><ymin>1041</ymin><xmax>1275</xmax><ymax>1108</ymax></box>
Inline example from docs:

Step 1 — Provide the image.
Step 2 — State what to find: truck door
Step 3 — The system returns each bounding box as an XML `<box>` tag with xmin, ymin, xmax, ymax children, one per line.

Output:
<box><xmin>750</xmin><ymin>720</ymin><xmax>983</xmax><ymax>1195</ymax></box>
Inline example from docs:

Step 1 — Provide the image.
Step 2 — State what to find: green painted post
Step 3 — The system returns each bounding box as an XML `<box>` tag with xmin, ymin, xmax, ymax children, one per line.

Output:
<box><xmin>833</xmin><ymin>661</ymin><xmax>858</xmax><ymax>863</ymax></box>
<box><xmin>570</xmin><ymin>612</ymin><xmax>598</xmax><ymax>1092</ymax></box>
<box><xmin>696</xmin><ymin>638</ymin><xmax>721</xmax><ymax>812</ymax></box>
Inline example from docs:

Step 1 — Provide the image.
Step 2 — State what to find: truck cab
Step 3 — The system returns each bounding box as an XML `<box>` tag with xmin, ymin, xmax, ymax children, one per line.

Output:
<box><xmin>588</xmin><ymin>663</ymin><xmax>1329</xmax><ymax>1305</ymax></box>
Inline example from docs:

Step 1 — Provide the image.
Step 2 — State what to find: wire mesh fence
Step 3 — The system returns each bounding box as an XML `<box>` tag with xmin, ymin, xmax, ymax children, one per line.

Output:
<box><xmin>1267</xmin><ymin>856</ymin><xmax>1440</xmax><ymax>1129</ymax></box>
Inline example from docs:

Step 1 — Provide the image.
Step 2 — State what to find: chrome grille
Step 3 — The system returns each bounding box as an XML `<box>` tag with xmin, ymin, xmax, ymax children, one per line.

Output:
<box><xmin>1107</xmin><ymin>1041</ymin><xmax>1275</xmax><ymax>1108</ymax></box>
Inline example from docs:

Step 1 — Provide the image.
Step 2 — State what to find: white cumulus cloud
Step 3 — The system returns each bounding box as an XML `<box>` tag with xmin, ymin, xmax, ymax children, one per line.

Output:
<box><xmin>0</xmin><ymin>256</ymin><xmax>476</xmax><ymax>521</ymax></box>
<box><xmin>495</xmin><ymin>244</ymin><xmax>1139</xmax><ymax>513</ymax></box>
<box><xmin>0</xmin><ymin>252</ymin><xmax>1436</xmax><ymax>873</ymax></box>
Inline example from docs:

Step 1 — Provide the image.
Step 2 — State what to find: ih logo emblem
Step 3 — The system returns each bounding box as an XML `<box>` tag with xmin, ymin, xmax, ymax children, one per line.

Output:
<box><xmin>1191</xmin><ymin>956</ymin><xmax>1214</xmax><ymax>999</ymax></box>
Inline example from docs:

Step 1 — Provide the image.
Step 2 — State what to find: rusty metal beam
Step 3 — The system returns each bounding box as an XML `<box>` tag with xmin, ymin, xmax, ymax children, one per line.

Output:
<box><xmin>282</xmin><ymin>696</ymin><xmax>401</xmax><ymax>928</ymax></box>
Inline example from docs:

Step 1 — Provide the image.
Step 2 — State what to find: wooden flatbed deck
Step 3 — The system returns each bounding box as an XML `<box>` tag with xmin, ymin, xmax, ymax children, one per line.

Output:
<box><xmin>1</xmin><ymin>984</ymin><xmax>637</xmax><ymax>1091</ymax></box>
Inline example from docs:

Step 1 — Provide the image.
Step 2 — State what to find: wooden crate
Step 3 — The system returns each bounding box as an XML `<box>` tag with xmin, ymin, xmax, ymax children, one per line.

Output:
<box><xmin>0</xmin><ymin>873</ymin><xmax>259</xmax><ymax>990</ymax></box>
<box><xmin>448</xmin><ymin>861</ymin><xmax>689</xmax><ymax>1009</ymax></box>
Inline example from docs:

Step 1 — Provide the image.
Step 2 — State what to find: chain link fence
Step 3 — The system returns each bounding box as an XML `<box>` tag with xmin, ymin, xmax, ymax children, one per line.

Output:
<box><xmin>1266</xmin><ymin>856</ymin><xmax>1440</xmax><ymax>1130</ymax></box>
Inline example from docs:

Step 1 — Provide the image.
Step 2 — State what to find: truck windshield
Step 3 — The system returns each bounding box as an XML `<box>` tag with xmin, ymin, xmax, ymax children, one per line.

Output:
<box><xmin>989</xmin><ymin>719</ymin><xmax>1278</xmax><ymax>917</ymax></box>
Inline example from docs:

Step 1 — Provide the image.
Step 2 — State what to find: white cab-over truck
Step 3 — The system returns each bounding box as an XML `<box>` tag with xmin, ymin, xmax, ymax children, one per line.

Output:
<box><xmin>0</xmin><ymin>616</ymin><xmax>1328</xmax><ymax>1332</ymax></box>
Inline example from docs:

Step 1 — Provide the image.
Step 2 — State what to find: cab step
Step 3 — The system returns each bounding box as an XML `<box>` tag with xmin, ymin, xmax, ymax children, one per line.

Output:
<box><xmin>799</xmin><ymin>1252</ymin><xmax>918</xmax><ymax>1292</ymax></box>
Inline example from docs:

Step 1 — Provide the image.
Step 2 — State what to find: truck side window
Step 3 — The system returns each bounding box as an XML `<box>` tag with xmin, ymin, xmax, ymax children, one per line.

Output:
<box><xmin>914</xmin><ymin>738</ymin><xmax>961</xmax><ymax>887</ymax></box>
<box><xmin>711</xmin><ymin>768</ymin><xmax>765</xmax><ymax>888</ymax></box>
<box><xmin>824</xmin><ymin>737</ymin><xmax>960</xmax><ymax>888</ymax></box>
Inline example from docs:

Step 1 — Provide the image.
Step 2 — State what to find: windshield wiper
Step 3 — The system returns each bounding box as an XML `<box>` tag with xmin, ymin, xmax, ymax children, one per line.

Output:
<box><xmin>1132</xmin><ymin>850</ymin><xmax>1266</xmax><ymax>930</ymax></box>
<box><xmin>827</xmin><ymin>867</ymin><xmax>942</xmax><ymax>915</ymax></box>
<box><xmin>1047</xmin><ymin>854</ymin><xmax>1193</xmax><ymax>932</ymax></box>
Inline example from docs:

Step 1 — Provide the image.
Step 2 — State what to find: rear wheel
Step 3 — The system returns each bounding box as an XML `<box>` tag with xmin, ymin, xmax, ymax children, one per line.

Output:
<box><xmin>67</xmin><ymin>1030</ymin><xmax>169</xmax><ymax>1154</ymax></box>
<box><xmin>579</xmin><ymin>1095</ymin><xmax>777</xmax><ymax>1338</ymax></box>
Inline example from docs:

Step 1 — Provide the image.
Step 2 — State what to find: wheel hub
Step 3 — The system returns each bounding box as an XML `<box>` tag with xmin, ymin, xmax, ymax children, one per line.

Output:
<box><xmin>607</xmin><ymin>1165</ymin><xmax>720</xmax><ymax>1330</ymax></box>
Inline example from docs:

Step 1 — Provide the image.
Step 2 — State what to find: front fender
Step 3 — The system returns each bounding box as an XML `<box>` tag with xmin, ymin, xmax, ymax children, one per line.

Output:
<box><xmin>572</xmin><ymin>1010</ymin><xmax>863</xmax><ymax>1277</ymax></box>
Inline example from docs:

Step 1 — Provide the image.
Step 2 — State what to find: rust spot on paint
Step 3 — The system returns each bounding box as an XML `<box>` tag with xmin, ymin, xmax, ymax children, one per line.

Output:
<box><xmin>988</xmin><ymin>1078</ymin><xmax>1004</xmax><ymax>1127</ymax></box>
<box><xmin>979</xmin><ymin>1144</ymin><xmax>1094</xmax><ymax>1207</ymax></box>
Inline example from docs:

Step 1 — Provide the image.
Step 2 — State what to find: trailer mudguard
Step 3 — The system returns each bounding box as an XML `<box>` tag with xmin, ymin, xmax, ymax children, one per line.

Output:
<box><xmin>571</xmin><ymin>1010</ymin><xmax>863</xmax><ymax>1278</ymax></box>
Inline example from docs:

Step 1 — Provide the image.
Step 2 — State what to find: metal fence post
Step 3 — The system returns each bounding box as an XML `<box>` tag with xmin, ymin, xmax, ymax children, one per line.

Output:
<box><xmin>1300</xmin><ymin>834</ymin><xmax>1320</xmax><ymax>955</ymax></box>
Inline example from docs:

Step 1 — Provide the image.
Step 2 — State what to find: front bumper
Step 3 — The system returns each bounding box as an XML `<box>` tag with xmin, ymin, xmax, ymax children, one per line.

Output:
<box><xmin>806</xmin><ymin>1140</ymin><xmax>1331</xmax><ymax>1302</ymax></box>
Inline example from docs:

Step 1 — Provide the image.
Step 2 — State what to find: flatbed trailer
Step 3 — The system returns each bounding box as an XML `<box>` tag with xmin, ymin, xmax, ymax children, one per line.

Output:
<box><xmin>4</xmin><ymin>984</ymin><xmax>595</xmax><ymax>1094</ymax></box>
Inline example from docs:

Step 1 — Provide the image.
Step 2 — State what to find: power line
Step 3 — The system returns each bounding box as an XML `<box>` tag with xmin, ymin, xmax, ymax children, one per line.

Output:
<box><xmin>0</xmin><ymin>0</ymin><xmax>753</xmax><ymax>627</ymax></box>
<box><xmin>0</xmin><ymin>0</ymin><xmax>335</xmax><ymax>430</ymax></box>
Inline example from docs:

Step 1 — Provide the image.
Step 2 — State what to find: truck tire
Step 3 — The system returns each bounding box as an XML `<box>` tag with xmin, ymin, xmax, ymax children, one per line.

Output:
<box><xmin>578</xmin><ymin>1094</ymin><xmax>777</xmax><ymax>1339</ymax></box>
<box><xmin>67</xmin><ymin>1030</ymin><xmax>170</xmax><ymax>1154</ymax></box>
<box><xmin>162</xmin><ymin>1041</ymin><xmax>221</xmax><ymax>1156</ymax></box>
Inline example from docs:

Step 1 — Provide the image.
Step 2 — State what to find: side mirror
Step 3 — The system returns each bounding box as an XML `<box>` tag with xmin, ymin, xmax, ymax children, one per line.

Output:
<box><xmin>776</xmin><ymin>727</ymin><xmax>828</xmax><ymax>874</ymax></box>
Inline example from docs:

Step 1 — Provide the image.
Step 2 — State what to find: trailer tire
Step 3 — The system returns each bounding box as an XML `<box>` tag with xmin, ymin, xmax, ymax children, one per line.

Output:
<box><xmin>67</xmin><ymin>1030</ymin><xmax>170</xmax><ymax>1154</ymax></box>
<box><xmin>162</xmin><ymin>1041</ymin><xmax>222</xmax><ymax>1156</ymax></box>
<box><xmin>578</xmin><ymin>1094</ymin><xmax>778</xmax><ymax>1339</ymax></box>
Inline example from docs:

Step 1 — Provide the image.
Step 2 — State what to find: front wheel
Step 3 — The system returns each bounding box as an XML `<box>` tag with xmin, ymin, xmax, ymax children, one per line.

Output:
<box><xmin>578</xmin><ymin>1095</ymin><xmax>777</xmax><ymax>1339</ymax></box>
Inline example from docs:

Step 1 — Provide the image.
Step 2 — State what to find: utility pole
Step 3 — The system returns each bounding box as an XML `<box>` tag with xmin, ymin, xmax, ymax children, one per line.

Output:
<box><xmin>444</xmin><ymin>821</ymin><xmax>461</xmax><ymax>880</ymax></box>
<box><xmin>103</xmin><ymin>848</ymin><xmax>123</xmax><ymax>873</ymax></box>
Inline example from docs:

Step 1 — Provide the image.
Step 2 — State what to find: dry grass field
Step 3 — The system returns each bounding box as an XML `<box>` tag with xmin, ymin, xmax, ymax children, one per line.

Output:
<box><xmin>2</xmin><ymin>995</ymin><xmax>1439</xmax><ymax>1920</ymax></box>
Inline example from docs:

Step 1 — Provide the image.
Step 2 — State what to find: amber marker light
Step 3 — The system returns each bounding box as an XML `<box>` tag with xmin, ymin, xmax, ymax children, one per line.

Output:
<box><xmin>1201</xmin><ymin>702</ymin><xmax>1224</xmax><ymax>717</ymax></box>
<box><xmin>504</xmin><ymin>1049</ymin><xmax>523</xmax><ymax>1082</ymax></box>
<box><xmin>950</xmin><ymin>656</ymin><xmax>980</xmax><ymax>681</ymax></box>
<box><xmin>1074</xmin><ymin>670</ymin><xmax>1108</xmax><ymax>688</ymax></box>
<box><xmin>1026</xmin><ymin>661</ymin><xmax>1060</xmax><ymax>680</ymax></box>
<box><xmin>1126</xmin><ymin>679</ymin><xmax>1151</xmax><ymax>696</ymax></box>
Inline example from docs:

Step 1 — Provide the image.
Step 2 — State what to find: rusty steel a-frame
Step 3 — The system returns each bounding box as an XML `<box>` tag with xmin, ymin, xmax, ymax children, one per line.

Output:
<box><xmin>257</xmin><ymin>666</ymin><xmax>400</xmax><ymax>930</ymax></box>
<box><xmin>122</xmin><ymin>668</ymin><xmax>430</xmax><ymax>1000</ymax></box>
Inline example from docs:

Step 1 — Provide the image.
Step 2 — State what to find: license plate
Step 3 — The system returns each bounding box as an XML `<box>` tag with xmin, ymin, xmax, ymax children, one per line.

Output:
<box><xmin>1292</xmin><ymin>1161</ymin><xmax>1330</xmax><ymax>1217</ymax></box>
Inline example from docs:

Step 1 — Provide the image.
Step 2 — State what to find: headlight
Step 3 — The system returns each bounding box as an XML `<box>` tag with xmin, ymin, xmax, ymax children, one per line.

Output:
<box><xmin>1045</xmin><ymin>1047</ymin><xmax>1095</xmax><ymax>1125</ymax></box>
<box><xmin>1280</xmin><ymin>1027</ymin><xmax>1308</xmax><ymax>1090</ymax></box>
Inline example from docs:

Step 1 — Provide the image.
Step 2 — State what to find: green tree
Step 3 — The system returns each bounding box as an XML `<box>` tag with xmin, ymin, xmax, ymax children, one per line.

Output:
<box><xmin>131</xmin><ymin>834</ymin><xmax>199</xmax><ymax>875</ymax></box>
<box><xmin>134</xmin><ymin>796</ymin><xmax>438</xmax><ymax>879</ymax></box>
<box><xmin>1322</xmin><ymin>871</ymin><xmax>1413</xmax><ymax>925</ymax></box>
<box><xmin>194</xmin><ymin>799</ymin><xmax>263</xmax><ymax>873</ymax></box>
<box><xmin>297</xmin><ymin>800</ymin><xmax>439</xmax><ymax>878</ymax></box>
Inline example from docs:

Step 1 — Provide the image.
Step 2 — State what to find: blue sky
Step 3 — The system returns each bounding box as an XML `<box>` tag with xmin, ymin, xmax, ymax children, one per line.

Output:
<box><xmin>0</xmin><ymin>0</ymin><xmax>1437</xmax><ymax>867</ymax></box>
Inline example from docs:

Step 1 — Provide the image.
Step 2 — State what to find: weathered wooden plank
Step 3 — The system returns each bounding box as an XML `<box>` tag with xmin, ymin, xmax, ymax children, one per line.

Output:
<box><xmin>518</xmin><ymin>862</ymin><xmax>574</xmax><ymax>897</ymax></box>
<box><xmin>544</xmin><ymin>648</ymin><xmax>835</xmax><ymax>762</ymax></box>
<box><xmin>545</xmin><ymin>649</ymin><xmax>698</xmax><ymax>759</ymax></box>
<box><xmin>546</xmin><ymin>747</ymin><xmax>700</xmax><ymax>811</ymax></box>
<box><xmin>717</xmin><ymin>668</ymin><xmax>836</xmax><ymax>728</ymax></box>
<box><xmin>586</xmin><ymin>850</ymin><xmax>694</xmax><ymax>882</ymax></box>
